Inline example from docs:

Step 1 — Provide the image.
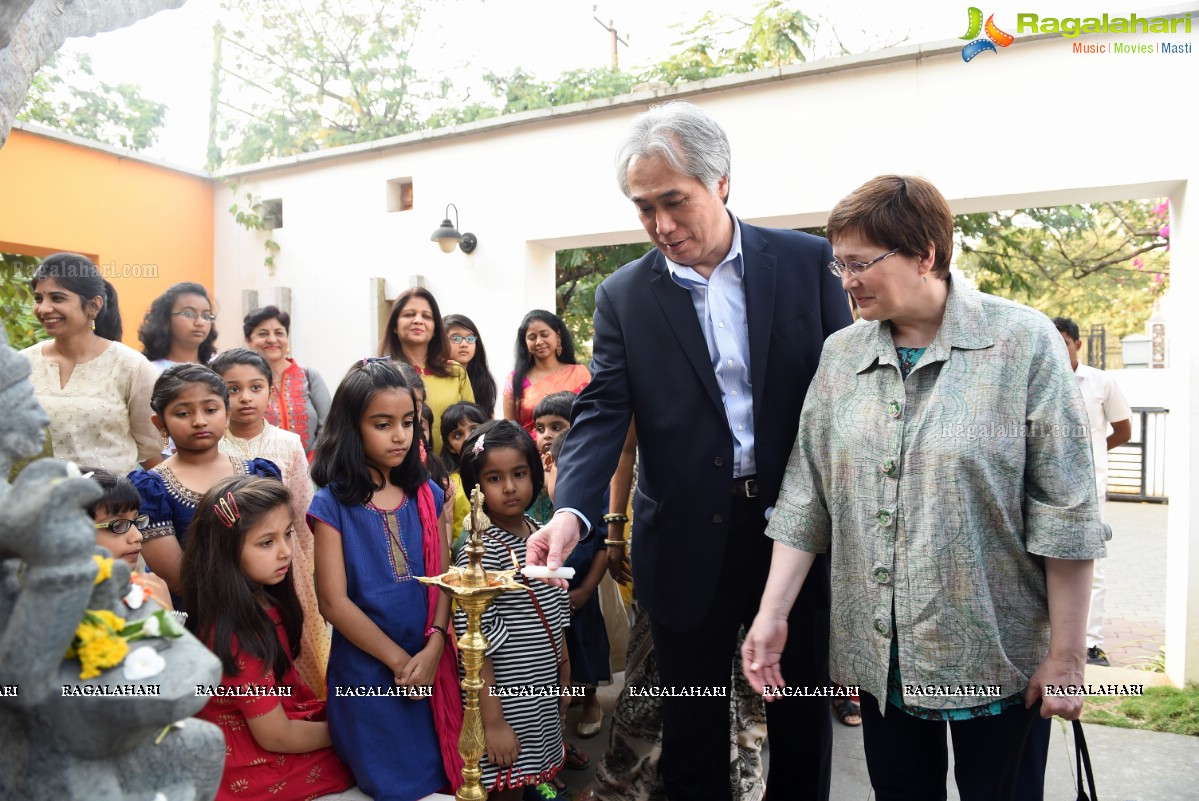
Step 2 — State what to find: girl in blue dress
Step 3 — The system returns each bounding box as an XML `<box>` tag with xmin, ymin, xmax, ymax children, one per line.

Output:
<box><xmin>309</xmin><ymin>359</ymin><xmax>462</xmax><ymax>801</ymax></box>
<box><xmin>130</xmin><ymin>364</ymin><xmax>279</xmax><ymax>597</ymax></box>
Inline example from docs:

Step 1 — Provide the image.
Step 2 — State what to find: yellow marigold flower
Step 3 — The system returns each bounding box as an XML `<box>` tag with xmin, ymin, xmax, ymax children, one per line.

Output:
<box><xmin>89</xmin><ymin>609</ymin><xmax>126</xmax><ymax>634</ymax></box>
<box><xmin>65</xmin><ymin>609</ymin><xmax>128</xmax><ymax>674</ymax></box>
<box><xmin>77</xmin><ymin>632</ymin><xmax>129</xmax><ymax>680</ymax></box>
<box><xmin>92</xmin><ymin>554</ymin><xmax>113</xmax><ymax>586</ymax></box>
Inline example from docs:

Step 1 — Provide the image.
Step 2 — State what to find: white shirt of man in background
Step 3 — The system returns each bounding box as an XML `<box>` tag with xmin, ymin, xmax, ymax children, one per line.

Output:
<box><xmin>1055</xmin><ymin>319</ymin><xmax>1132</xmax><ymax>666</ymax></box>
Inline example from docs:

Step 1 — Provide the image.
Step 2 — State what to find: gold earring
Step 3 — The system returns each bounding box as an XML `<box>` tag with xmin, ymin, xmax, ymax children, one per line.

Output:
<box><xmin>556</xmin><ymin>345</ymin><xmax>562</xmax><ymax>356</ymax></box>
<box><xmin>89</xmin><ymin>317</ymin><xmax>96</xmax><ymax>330</ymax></box>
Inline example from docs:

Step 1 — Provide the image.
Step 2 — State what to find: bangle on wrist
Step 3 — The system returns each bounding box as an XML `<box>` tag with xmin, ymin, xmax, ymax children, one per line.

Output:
<box><xmin>425</xmin><ymin>624</ymin><xmax>447</xmax><ymax>640</ymax></box>
<box><xmin>602</xmin><ymin>513</ymin><xmax>629</xmax><ymax>523</ymax></box>
<box><xmin>604</xmin><ymin>539</ymin><xmax>628</xmax><ymax>547</ymax></box>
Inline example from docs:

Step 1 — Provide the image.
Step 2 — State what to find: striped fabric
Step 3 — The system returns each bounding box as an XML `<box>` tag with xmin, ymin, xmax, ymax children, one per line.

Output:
<box><xmin>453</xmin><ymin>519</ymin><xmax>569</xmax><ymax>790</ymax></box>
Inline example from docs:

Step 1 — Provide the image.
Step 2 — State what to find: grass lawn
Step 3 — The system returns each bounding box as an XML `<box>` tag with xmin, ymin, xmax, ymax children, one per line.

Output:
<box><xmin>1082</xmin><ymin>684</ymin><xmax>1199</xmax><ymax>736</ymax></box>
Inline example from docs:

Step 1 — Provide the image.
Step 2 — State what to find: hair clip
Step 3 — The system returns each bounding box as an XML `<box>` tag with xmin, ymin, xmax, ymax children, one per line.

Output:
<box><xmin>471</xmin><ymin>434</ymin><xmax>486</xmax><ymax>455</ymax></box>
<box><xmin>213</xmin><ymin>492</ymin><xmax>241</xmax><ymax>528</ymax></box>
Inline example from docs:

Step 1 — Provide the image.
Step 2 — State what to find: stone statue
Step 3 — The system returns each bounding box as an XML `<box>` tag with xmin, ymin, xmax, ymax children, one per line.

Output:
<box><xmin>1</xmin><ymin>0</ymin><xmax>189</xmax><ymax>148</ymax></box>
<box><xmin>0</xmin><ymin>327</ymin><xmax>225</xmax><ymax>800</ymax></box>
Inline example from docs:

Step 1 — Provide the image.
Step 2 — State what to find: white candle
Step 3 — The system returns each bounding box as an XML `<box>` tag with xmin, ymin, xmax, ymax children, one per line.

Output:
<box><xmin>520</xmin><ymin>566</ymin><xmax>576</xmax><ymax>580</ymax></box>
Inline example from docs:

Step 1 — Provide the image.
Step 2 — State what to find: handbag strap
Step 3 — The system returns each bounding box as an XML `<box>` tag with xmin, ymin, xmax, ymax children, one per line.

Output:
<box><xmin>483</xmin><ymin>529</ymin><xmax>562</xmax><ymax>663</ymax></box>
<box><xmin>1072</xmin><ymin>719</ymin><xmax>1099</xmax><ymax>801</ymax></box>
<box><xmin>996</xmin><ymin>702</ymin><xmax>1099</xmax><ymax>801</ymax></box>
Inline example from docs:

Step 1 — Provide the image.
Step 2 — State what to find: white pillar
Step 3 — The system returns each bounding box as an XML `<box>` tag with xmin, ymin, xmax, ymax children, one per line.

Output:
<box><xmin>1164</xmin><ymin>185</ymin><xmax>1199</xmax><ymax>687</ymax></box>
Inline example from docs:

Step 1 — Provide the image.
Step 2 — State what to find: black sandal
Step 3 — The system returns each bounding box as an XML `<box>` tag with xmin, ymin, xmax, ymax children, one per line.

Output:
<box><xmin>564</xmin><ymin>741</ymin><xmax>590</xmax><ymax>770</ymax></box>
<box><xmin>833</xmin><ymin>696</ymin><xmax>862</xmax><ymax>727</ymax></box>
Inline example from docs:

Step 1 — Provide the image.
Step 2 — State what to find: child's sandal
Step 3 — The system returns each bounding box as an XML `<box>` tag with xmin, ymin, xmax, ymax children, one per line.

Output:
<box><xmin>564</xmin><ymin>741</ymin><xmax>590</xmax><ymax>770</ymax></box>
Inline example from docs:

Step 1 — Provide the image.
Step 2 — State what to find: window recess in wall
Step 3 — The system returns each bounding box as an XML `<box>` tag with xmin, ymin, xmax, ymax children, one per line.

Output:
<box><xmin>387</xmin><ymin>178</ymin><xmax>414</xmax><ymax>212</ymax></box>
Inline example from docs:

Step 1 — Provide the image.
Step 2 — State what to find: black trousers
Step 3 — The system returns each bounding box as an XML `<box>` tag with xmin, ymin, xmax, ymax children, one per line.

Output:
<box><xmin>860</xmin><ymin>693</ymin><xmax>1051</xmax><ymax>801</ymax></box>
<box><xmin>650</xmin><ymin>494</ymin><xmax>833</xmax><ymax>801</ymax></box>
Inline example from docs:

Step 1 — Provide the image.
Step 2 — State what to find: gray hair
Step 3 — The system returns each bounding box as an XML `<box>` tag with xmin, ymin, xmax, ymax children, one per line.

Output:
<box><xmin>614</xmin><ymin>101</ymin><xmax>732</xmax><ymax>199</ymax></box>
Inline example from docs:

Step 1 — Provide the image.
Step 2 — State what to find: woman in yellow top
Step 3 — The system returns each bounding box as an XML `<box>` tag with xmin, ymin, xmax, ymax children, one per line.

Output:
<box><xmin>378</xmin><ymin>287</ymin><xmax>473</xmax><ymax>452</ymax></box>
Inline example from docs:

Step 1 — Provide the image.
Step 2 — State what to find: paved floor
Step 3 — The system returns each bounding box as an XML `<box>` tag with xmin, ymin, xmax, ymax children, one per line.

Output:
<box><xmin>557</xmin><ymin>501</ymin><xmax>1194</xmax><ymax>800</ymax></box>
<box><xmin>1099</xmin><ymin>501</ymin><xmax>1167</xmax><ymax>668</ymax></box>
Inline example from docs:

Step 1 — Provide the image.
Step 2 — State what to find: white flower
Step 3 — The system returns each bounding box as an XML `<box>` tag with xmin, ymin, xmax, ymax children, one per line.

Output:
<box><xmin>124</xmin><ymin>583</ymin><xmax>146</xmax><ymax>610</ymax></box>
<box><xmin>154</xmin><ymin>794</ymin><xmax>167</xmax><ymax>801</ymax></box>
<box><xmin>123</xmin><ymin>645</ymin><xmax>166</xmax><ymax>680</ymax></box>
<box><xmin>142</xmin><ymin>615</ymin><xmax>161</xmax><ymax>638</ymax></box>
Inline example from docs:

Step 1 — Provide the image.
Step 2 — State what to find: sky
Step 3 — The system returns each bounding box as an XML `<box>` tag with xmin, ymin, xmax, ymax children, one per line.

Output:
<box><xmin>55</xmin><ymin>0</ymin><xmax>1144</xmax><ymax>169</ymax></box>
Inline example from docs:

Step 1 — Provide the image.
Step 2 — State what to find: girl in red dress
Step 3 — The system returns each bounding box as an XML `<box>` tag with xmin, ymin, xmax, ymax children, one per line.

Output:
<box><xmin>181</xmin><ymin>475</ymin><xmax>355</xmax><ymax>801</ymax></box>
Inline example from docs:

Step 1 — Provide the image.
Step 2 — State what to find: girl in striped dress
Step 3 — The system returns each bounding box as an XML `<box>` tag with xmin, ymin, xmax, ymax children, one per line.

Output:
<box><xmin>455</xmin><ymin>420</ymin><xmax>570</xmax><ymax>800</ymax></box>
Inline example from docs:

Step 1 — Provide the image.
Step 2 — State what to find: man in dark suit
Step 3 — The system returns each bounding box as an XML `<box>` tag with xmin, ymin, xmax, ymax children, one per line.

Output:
<box><xmin>527</xmin><ymin>101</ymin><xmax>852</xmax><ymax>801</ymax></box>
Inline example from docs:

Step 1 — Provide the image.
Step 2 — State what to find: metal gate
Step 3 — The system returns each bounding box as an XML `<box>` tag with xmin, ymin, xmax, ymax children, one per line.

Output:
<box><xmin>1106</xmin><ymin>407</ymin><xmax>1168</xmax><ymax>503</ymax></box>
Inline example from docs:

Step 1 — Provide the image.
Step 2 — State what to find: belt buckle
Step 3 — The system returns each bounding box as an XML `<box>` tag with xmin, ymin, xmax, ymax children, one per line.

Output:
<box><xmin>741</xmin><ymin>478</ymin><xmax>759</xmax><ymax>498</ymax></box>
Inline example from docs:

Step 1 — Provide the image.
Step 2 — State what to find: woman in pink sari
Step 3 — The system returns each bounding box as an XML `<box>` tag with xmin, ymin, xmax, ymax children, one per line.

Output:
<box><xmin>504</xmin><ymin>309</ymin><xmax>590</xmax><ymax>435</ymax></box>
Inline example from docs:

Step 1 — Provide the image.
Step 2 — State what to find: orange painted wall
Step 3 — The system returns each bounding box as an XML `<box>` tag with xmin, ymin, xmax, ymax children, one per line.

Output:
<box><xmin>0</xmin><ymin>127</ymin><xmax>213</xmax><ymax>349</ymax></box>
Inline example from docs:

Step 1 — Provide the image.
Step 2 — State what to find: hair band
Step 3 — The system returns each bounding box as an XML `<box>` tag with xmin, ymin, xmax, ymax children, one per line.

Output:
<box><xmin>471</xmin><ymin>434</ymin><xmax>486</xmax><ymax>455</ymax></box>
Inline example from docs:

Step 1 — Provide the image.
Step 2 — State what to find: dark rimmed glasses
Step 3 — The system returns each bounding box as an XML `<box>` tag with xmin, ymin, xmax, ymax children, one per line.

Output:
<box><xmin>449</xmin><ymin>334</ymin><xmax>478</xmax><ymax>345</ymax></box>
<box><xmin>827</xmin><ymin>248</ymin><xmax>900</xmax><ymax>278</ymax></box>
<box><xmin>95</xmin><ymin>514</ymin><xmax>150</xmax><ymax>535</ymax></box>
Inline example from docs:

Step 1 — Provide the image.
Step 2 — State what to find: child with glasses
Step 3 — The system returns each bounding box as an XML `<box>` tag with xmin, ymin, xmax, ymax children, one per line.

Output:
<box><xmin>137</xmin><ymin>282</ymin><xmax>220</xmax><ymax>374</ymax></box>
<box><xmin>444</xmin><ymin>313</ymin><xmax>498</xmax><ymax>416</ymax></box>
<box><xmin>81</xmin><ymin>466</ymin><xmax>173</xmax><ymax>610</ymax></box>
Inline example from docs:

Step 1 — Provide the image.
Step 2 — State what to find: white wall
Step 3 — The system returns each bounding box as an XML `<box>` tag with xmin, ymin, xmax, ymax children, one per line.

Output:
<box><xmin>214</xmin><ymin>20</ymin><xmax>1199</xmax><ymax>684</ymax></box>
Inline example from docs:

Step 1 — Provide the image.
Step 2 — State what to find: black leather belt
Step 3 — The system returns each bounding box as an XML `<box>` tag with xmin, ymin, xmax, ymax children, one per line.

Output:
<box><xmin>733</xmin><ymin>477</ymin><xmax>759</xmax><ymax>498</ymax></box>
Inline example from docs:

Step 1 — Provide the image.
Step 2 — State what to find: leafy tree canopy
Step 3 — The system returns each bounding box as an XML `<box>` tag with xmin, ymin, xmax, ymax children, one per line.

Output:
<box><xmin>211</xmin><ymin>0</ymin><xmax>430</xmax><ymax>167</ymax></box>
<box><xmin>556</xmin><ymin>243</ymin><xmax>650</xmax><ymax>350</ymax></box>
<box><xmin>476</xmin><ymin>67</ymin><xmax>639</xmax><ymax>116</ymax></box>
<box><xmin>957</xmin><ymin>200</ymin><xmax>1169</xmax><ymax>343</ymax></box>
<box><xmin>646</xmin><ymin>0</ymin><xmax>816</xmax><ymax>83</ymax></box>
<box><xmin>210</xmin><ymin>0</ymin><xmax>825</xmax><ymax>164</ymax></box>
<box><xmin>16</xmin><ymin>52</ymin><xmax>167</xmax><ymax>151</ymax></box>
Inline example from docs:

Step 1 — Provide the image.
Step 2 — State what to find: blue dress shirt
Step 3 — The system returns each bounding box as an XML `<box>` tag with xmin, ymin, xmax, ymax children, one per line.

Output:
<box><xmin>664</xmin><ymin>214</ymin><xmax>756</xmax><ymax>478</ymax></box>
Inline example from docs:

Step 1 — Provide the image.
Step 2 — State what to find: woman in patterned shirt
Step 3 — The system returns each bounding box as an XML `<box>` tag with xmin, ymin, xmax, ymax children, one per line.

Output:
<box><xmin>743</xmin><ymin>175</ymin><xmax>1105</xmax><ymax>801</ymax></box>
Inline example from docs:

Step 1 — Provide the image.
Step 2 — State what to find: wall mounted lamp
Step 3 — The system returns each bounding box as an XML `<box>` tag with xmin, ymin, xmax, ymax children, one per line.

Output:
<box><xmin>430</xmin><ymin>203</ymin><xmax>478</xmax><ymax>254</ymax></box>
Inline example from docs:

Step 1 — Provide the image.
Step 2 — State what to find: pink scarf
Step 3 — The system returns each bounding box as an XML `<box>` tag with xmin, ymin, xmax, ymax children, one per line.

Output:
<box><xmin>417</xmin><ymin>480</ymin><xmax>465</xmax><ymax>791</ymax></box>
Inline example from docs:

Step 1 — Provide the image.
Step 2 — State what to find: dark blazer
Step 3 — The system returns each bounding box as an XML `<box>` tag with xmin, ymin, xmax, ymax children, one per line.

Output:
<box><xmin>555</xmin><ymin>220</ymin><xmax>854</xmax><ymax>630</ymax></box>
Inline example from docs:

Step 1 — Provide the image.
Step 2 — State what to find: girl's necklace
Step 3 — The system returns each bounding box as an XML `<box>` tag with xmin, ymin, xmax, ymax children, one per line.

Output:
<box><xmin>224</xmin><ymin>427</ymin><xmax>267</xmax><ymax>459</ymax></box>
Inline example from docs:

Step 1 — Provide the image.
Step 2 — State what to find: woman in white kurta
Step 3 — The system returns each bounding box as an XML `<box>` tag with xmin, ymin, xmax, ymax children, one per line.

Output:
<box><xmin>22</xmin><ymin>253</ymin><xmax>160</xmax><ymax>474</ymax></box>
